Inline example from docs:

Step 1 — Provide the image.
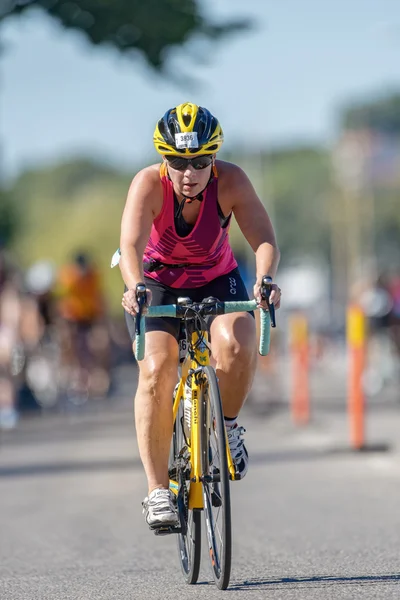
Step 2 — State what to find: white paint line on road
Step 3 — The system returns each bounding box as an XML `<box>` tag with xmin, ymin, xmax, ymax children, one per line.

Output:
<box><xmin>294</xmin><ymin>432</ymin><xmax>336</xmax><ymax>450</ymax></box>
<box><xmin>367</xmin><ymin>456</ymin><xmax>400</xmax><ymax>475</ymax></box>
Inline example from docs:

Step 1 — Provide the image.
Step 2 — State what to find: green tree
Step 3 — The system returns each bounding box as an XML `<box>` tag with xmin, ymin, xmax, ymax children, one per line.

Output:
<box><xmin>10</xmin><ymin>158</ymin><xmax>132</xmax><ymax>313</ymax></box>
<box><xmin>0</xmin><ymin>1</ymin><xmax>252</xmax><ymax>244</ymax></box>
<box><xmin>265</xmin><ymin>147</ymin><xmax>332</xmax><ymax>263</ymax></box>
<box><xmin>0</xmin><ymin>189</ymin><xmax>19</xmax><ymax>245</ymax></box>
<box><xmin>225</xmin><ymin>147</ymin><xmax>333</xmax><ymax>265</ymax></box>
<box><xmin>0</xmin><ymin>0</ymin><xmax>251</xmax><ymax>71</ymax></box>
<box><xmin>9</xmin><ymin>151</ymin><xmax>335</xmax><ymax>313</ymax></box>
<box><xmin>340</xmin><ymin>90</ymin><xmax>400</xmax><ymax>134</ymax></box>
<box><xmin>338</xmin><ymin>90</ymin><xmax>400</xmax><ymax>270</ymax></box>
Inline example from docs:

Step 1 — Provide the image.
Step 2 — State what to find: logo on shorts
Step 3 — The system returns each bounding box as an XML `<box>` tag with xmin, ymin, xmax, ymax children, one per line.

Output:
<box><xmin>229</xmin><ymin>277</ymin><xmax>237</xmax><ymax>295</ymax></box>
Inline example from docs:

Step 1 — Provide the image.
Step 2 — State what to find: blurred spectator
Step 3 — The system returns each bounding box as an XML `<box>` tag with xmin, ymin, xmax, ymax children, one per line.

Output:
<box><xmin>24</xmin><ymin>260</ymin><xmax>57</xmax><ymax>338</ymax></box>
<box><xmin>20</xmin><ymin>260</ymin><xmax>60</xmax><ymax>409</ymax></box>
<box><xmin>359</xmin><ymin>273</ymin><xmax>393</xmax><ymax>334</ymax></box>
<box><xmin>388</xmin><ymin>272</ymin><xmax>400</xmax><ymax>364</ymax></box>
<box><xmin>0</xmin><ymin>244</ymin><xmax>23</xmax><ymax>429</ymax></box>
<box><xmin>358</xmin><ymin>271</ymin><xmax>400</xmax><ymax>394</ymax></box>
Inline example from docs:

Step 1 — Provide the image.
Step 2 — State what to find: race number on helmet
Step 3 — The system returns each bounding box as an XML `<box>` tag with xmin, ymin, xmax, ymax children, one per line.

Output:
<box><xmin>153</xmin><ymin>102</ymin><xmax>224</xmax><ymax>157</ymax></box>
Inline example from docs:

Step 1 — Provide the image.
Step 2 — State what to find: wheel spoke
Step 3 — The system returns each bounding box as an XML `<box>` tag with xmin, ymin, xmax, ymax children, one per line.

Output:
<box><xmin>169</xmin><ymin>400</ymin><xmax>201</xmax><ymax>584</ymax></box>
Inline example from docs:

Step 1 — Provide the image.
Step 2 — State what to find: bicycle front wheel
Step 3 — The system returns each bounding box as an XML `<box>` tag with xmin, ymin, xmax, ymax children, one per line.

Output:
<box><xmin>169</xmin><ymin>397</ymin><xmax>201</xmax><ymax>584</ymax></box>
<box><xmin>201</xmin><ymin>365</ymin><xmax>232</xmax><ymax>590</ymax></box>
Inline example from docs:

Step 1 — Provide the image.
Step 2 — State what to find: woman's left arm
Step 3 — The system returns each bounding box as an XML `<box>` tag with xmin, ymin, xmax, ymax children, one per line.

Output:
<box><xmin>230</xmin><ymin>165</ymin><xmax>281</xmax><ymax>306</ymax></box>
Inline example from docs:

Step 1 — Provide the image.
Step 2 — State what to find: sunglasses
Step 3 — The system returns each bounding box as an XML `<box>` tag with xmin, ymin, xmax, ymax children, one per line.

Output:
<box><xmin>166</xmin><ymin>155</ymin><xmax>213</xmax><ymax>171</ymax></box>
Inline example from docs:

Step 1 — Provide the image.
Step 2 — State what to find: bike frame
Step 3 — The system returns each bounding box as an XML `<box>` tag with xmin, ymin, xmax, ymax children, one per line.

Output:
<box><xmin>172</xmin><ymin>328</ymin><xmax>236</xmax><ymax>511</ymax></box>
<box><xmin>134</xmin><ymin>294</ymin><xmax>274</xmax><ymax>512</ymax></box>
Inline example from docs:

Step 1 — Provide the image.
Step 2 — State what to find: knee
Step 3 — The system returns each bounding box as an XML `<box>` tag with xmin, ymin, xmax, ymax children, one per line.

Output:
<box><xmin>138</xmin><ymin>353</ymin><xmax>177</xmax><ymax>399</ymax></box>
<box><xmin>214</xmin><ymin>333</ymin><xmax>256</xmax><ymax>369</ymax></box>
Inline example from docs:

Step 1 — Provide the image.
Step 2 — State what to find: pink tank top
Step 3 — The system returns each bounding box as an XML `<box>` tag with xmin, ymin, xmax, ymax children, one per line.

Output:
<box><xmin>143</xmin><ymin>164</ymin><xmax>237</xmax><ymax>288</ymax></box>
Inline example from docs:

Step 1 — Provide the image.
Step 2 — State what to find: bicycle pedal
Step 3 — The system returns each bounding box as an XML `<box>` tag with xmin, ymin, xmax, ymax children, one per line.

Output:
<box><xmin>153</xmin><ymin>526</ymin><xmax>182</xmax><ymax>536</ymax></box>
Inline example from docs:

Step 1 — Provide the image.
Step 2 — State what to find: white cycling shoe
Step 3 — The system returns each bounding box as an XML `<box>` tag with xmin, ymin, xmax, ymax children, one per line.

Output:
<box><xmin>142</xmin><ymin>488</ymin><xmax>180</xmax><ymax>529</ymax></box>
<box><xmin>227</xmin><ymin>423</ymin><xmax>249</xmax><ymax>479</ymax></box>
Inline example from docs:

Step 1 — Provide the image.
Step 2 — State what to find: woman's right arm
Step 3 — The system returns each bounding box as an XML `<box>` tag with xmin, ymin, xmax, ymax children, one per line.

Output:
<box><xmin>119</xmin><ymin>167</ymin><xmax>161</xmax><ymax>314</ymax></box>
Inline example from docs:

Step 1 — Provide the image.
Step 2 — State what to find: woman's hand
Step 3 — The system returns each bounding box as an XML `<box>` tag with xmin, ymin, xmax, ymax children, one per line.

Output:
<box><xmin>253</xmin><ymin>280</ymin><xmax>281</xmax><ymax>310</ymax></box>
<box><xmin>122</xmin><ymin>287</ymin><xmax>152</xmax><ymax>316</ymax></box>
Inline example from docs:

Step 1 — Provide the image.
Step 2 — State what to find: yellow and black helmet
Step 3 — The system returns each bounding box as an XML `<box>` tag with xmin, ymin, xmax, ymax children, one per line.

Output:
<box><xmin>153</xmin><ymin>102</ymin><xmax>224</xmax><ymax>156</ymax></box>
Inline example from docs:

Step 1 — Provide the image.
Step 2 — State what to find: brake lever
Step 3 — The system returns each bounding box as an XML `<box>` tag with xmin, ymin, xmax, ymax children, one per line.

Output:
<box><xmin>261</xmin><ymin>276</ymin><xmax>276</xmax><ymax>328</ymax></box>
<box><xmin>135</xmin><ymin>283</ymin><xmax>147</xmax><ymax>336</ymax></box>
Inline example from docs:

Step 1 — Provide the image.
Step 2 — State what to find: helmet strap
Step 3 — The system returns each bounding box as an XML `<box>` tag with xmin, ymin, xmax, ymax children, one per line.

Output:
<box><xmin>167</xmin><ymin>156</ymin><xmax>215</xmax><ymax>213</ymax></box>
<box><xmin>182</xmin><ymin>169</ymin><xmax>214</xmax><ymax>203</ymax></box>
<box><xmin>175</xmin><ymin>171</ymin><xmax>215</xmax><ymax>220</ymax></box>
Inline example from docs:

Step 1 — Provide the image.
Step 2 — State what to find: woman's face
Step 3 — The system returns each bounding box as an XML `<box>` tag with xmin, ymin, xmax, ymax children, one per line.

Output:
<box><xmin>165</xmin><ymin>155</ymin><xmax>214</xmax><ymax>199</ymax></box>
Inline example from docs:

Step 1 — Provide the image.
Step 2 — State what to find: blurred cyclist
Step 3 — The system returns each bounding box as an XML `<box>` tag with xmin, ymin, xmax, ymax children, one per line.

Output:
<box><xmin>117</xmin><ymin>103</ymin><xmax>281</xmax><ymax>529</ymax></box>
<box><xmin>56</xmin><ymin>251</ymin><xmax>110</xmax><ymax>401</ymax></box>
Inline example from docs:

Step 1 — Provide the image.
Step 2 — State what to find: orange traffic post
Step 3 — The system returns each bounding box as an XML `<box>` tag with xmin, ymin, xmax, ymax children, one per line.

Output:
<box><xmin>347</xmin><ymin>304</ymin><xmax>367</xmax><ymax>450</ymax></box>
<box><xmin>289</xmin><ymin>313</ymin><xmax>310</xmax><ymax>425</ymax></box>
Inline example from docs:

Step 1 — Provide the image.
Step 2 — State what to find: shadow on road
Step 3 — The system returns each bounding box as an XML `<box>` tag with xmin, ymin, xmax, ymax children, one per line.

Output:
<box><xmin>0</xmin><ymin>457</ymin><xmax>143</xmax><ymax>478</ymax></box>
<box><xmin>245</xmin><ymin>397</ymin><xmax>400</xmax><ymax>418</ymax></box>
<box><xmin>0</xmin><ymin>442</ymin><xmax>392</xmax><ymax>479</ymax></box>
<box><xmin>230</xmin><ymin>573</ymin><xmax>400</xmax><ymax>591</ymax></box>
<box><xmin>249</xmin><ymin>442</ymin><xmax>391</xmax><ymax>468</ymax></box>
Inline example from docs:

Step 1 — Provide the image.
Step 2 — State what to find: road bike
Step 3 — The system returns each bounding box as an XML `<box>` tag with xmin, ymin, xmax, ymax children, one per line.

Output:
<box><xmin>134</xmin><ymin>277</ymin><xmax>275</xmax><ymax>590</ymax></box>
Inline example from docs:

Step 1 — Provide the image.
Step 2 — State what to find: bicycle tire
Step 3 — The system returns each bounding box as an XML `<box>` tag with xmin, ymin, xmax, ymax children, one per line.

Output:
<box><xmin>200</xmin><ymin>365</ymin><xmax>232</xmax><ymax>590</ymax></box>
<box><xmin>169</xmin><ymin>394</ymin><xmax>201</xmax><ymax>584</ymax></box>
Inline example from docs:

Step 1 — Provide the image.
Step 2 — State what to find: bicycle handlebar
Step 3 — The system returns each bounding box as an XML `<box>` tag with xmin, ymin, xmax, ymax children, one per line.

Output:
<box><xmin>134</xmin><ymin>296</ymin><xmax>275</xmax><ymax>362</ymax></box>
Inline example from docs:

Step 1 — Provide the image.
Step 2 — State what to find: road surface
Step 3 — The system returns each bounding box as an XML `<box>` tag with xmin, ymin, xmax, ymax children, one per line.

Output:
<box><xmin>1</xmin><ymin>382</ymin><xmax>400</xmax><ymax>599</ymax></box>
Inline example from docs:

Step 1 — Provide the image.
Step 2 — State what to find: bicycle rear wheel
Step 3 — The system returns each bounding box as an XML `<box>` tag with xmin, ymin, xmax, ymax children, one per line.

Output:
<box><xmin>169</xmin><ymin>395</ymin><xmax>201</xmax><ymax>584</ymax></box>
<box><xmin>200</xmin><ymin>365</ymin><xmax>232</xmax><ymax>590</ymax></box>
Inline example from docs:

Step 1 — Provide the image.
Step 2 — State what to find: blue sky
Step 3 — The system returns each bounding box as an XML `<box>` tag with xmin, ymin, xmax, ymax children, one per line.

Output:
<box><xmin>1</xmin><ymin>0</ymin><xmax>399</xmax><ymax>179</ymax></box>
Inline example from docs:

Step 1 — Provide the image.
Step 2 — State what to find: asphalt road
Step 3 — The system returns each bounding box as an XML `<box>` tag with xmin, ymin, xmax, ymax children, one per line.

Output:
<box><xmin>1</xmin><ymin>386</ymin><xmax>400</xmax><ymax>599</ymax></box>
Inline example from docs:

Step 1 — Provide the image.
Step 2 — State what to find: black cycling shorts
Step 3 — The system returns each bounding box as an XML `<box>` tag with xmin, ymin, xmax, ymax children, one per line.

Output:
<box><xmin>124</xmin><ymin>267</ymin><xmax>253</xmax><ymax>342</ymax></box>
